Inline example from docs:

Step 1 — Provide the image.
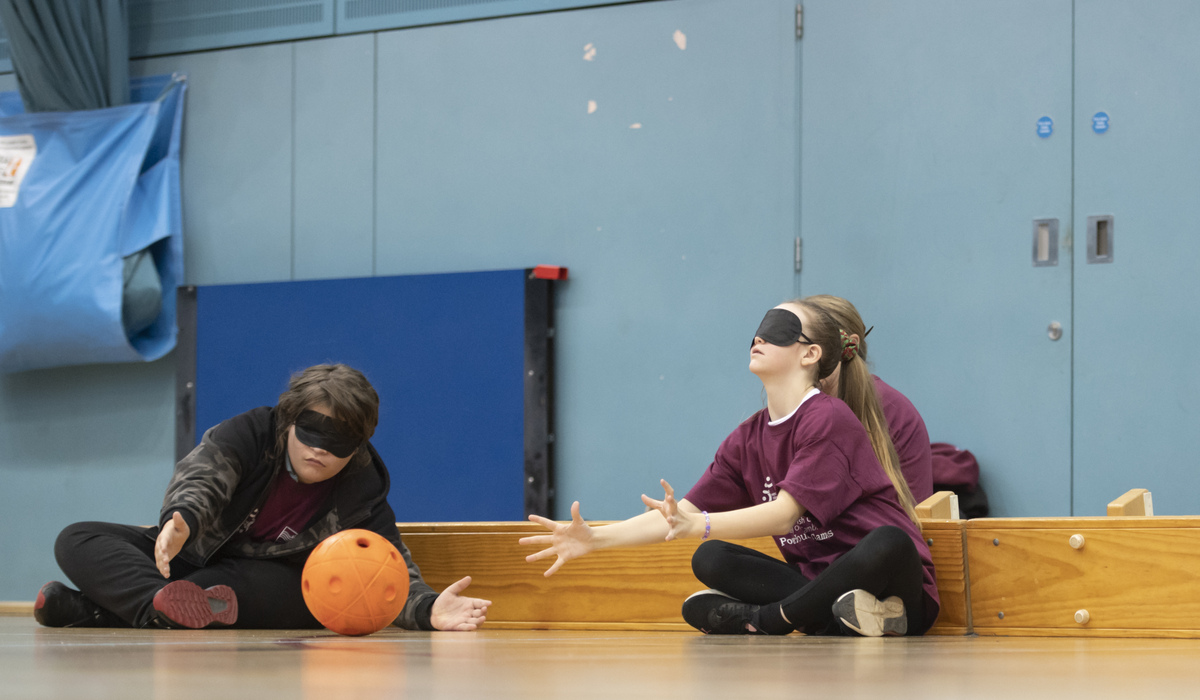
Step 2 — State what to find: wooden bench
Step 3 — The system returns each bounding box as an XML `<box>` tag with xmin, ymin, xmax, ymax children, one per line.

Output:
<box><xmin>965</xmin><ymin>488</ymin><xmax>1200</xmax><ymax>638</ymax></box>
<box><xmin>399</xmin><ymin>491</ymin><xmax>972</xmax><ymax>634</ymax></box>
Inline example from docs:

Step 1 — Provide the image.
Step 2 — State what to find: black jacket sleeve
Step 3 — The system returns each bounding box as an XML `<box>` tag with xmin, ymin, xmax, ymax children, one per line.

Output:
<box><xmin>362</xmin><ymin>499</ymin><xmax>438</xmax><ymax>630</ymax></box>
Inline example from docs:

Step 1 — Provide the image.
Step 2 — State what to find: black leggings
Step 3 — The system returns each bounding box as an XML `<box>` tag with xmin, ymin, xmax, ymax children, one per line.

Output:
<box><xmin>55</xmin><ymin>521</ymin><xmax>323</xmax><ymax>629</ymax></box>
<box><xmin>690</xmin><ymin>525</ymin><xmax>931</xmax><ymax>635</ymax></box>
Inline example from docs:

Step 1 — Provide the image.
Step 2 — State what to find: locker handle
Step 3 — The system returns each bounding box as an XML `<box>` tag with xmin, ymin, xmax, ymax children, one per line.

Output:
<box><xmin>1087</xmin><ymin>215</ymin><xmax>1114</xmax><ymax>264</ymax></box>
<box><xmin>1032</xmin><ymin>218</ymin><xmax>1058</xmax><ymax>267</ymax></box>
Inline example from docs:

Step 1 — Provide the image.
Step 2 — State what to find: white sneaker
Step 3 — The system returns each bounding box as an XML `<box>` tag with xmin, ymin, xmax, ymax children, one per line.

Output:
<box><xmin>832</xmin><ymin>589</ymin><xmax>907</xmax><ymax>637</ymax></box>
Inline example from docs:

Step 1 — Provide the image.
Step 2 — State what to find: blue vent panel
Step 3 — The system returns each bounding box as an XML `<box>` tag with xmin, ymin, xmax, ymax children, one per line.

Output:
<box><xmin>130</xmin><ymin>0</ymin><xmax>335</xmax><ymax>57</ymax></box>
<box><xmin>3</xmin><ymin>1</ymin><xmax>633</xmax><ymax>66</ymax></box>
<box><xmin>337</xmin><ymin>0</ymin><xmax>630</xmax><ymax>33</ymax></box>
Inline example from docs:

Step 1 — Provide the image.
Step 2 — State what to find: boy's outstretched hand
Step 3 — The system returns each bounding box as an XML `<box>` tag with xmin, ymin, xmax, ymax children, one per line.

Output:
<box><xmin>155</xmin><ymin>511</ymin><xmax>190</xmax><ymax>578</ymax></box>
<box><xmin>431</xmin><ymin>576</ymin><xmax>492</xmax><ymax>631</ymax></box>
<box><xmin>520</xmin><ymin>501</ymin><xmax>594</xmax><ymax>576</ymax></box>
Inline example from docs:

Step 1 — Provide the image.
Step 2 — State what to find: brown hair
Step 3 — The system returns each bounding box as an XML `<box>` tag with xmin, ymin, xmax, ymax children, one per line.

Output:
<box><xmin>790</xmin><ymin>297</ymin><xmax>919</xmax><ymax>525</ymax></box>
<box><xmin>273</xmin><ymin>364</ymin><xmax>379</xmax><ymax>461</ymax></box>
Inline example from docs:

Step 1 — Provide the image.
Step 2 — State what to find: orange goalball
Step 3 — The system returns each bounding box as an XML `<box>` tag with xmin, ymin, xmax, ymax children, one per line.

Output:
<box><xmin>301</xmin><ymin>528</ymin><xmax>410</xmax><ymax>636</ymax></box>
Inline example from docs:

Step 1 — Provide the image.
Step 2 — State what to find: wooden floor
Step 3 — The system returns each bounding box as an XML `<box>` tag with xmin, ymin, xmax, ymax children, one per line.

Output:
<box><xmin>4</xmin><ymin>616</ymin><xmax>1200</xmax><ymax>699</ymax></box>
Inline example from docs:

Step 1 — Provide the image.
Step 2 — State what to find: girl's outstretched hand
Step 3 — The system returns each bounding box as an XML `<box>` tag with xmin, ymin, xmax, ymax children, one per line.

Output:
<box><xmin>520</xmin><ymin>501</ymin><xmax>594</xmax><ymax>577</ymax></box>
<box><xmin>642</xmin><ymin>479</ymin><xmax>700</xmax><ymax>541</ymax></box>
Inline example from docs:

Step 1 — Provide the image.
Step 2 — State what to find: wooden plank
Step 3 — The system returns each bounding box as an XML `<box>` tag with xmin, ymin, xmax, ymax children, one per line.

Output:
<box><xmin>967</xmin><ymin>516</ymin><xmax>1200</xmax><ymax>530</ymax></box>
<box><xmin>912</xmin><ymin>492</ymin><xmax>970</xmax><ymax>634</ymax></box>
<box><xmin>400</xmin><ymin>519</ymin><xmax>971</xmax><ymax>634</ymax></box>
<box><xmin>480</xmin><ymin>621</ymin><xmax>695</xmax><ymax>632</ymax></box>
<box><xmin>921</xmin><ymin>520</ymin><xmax>971</xmax><ymax>634</ymax></box>
<box><xmin>0</xmin><ymin>602</ymin><xmax>32</xmax><ymax>616</ymax></box>
<box><xmin>971</xmin><ymin>626</ymin><xmax>1200</xmax><ymax>640</ymax></box>
<box><xmin>968</xmin><ymin>526</ymin><xmax>1200</xmax><ymax>636</ymax></box>
<box><xmin>483</xmin><ymin>620</ymin><xmax>976</xmax><ymax>634</ymax></box>
<box><xmin>402</xmin><ymin>529</ymin><xmax>779</xmax><ymax>624</ymax></box>
<box><xmin>1107</xmin><ymin>489</ymin><xmax>1153</xmax><ymax>517</ymax></box>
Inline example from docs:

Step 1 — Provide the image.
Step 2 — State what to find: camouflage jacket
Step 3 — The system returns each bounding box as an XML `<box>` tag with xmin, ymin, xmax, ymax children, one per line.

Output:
<box><xmin>160</xmin><ymin>406</ymin><xmax>438</xmax><ymax>630</ymax></box>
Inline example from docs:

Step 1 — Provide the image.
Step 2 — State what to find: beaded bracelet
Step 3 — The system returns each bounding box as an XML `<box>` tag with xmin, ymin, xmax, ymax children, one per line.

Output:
<box><xmin>701</xmin><ymin>511</ymin><xmax>711</xmax><ymax>541</ymax></box>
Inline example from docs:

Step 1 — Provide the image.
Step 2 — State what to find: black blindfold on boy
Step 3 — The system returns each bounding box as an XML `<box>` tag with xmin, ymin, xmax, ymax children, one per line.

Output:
<box><xmin>753</xmin><ymin>308</ymin><xmax>814</xmax><ymax>348</ymax></box>
<box><xmin>293</xmin><ymin>409</ymin><xmax>361</xmax><ymax>458</ymax></box>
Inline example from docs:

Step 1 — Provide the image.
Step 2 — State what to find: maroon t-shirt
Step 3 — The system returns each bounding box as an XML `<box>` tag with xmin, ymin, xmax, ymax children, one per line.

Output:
<box><xmin>685</xmin><ymin>390</ymin><xmax>939</xmax><ymax>624</ymax></box>
<box><xmin>874</xmin><ymin>376</ymin><xmax>934</xmax><ymax>503</ymax></box>
<box><xmin>244</xmin><ymin>467</ymin><xmax>335</xmax><ymax>543</ymax></box>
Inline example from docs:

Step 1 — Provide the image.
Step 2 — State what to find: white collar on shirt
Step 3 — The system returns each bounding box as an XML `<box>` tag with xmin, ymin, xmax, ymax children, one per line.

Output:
<box><xmin>284</xmin><ymin>453</ymin><xmax>300</xmax><ymax>482</ymax></box>
<box><xmin>768</xmin><ymin>387</ymin><xmax>821</xmax><ymax>426</ymax></box>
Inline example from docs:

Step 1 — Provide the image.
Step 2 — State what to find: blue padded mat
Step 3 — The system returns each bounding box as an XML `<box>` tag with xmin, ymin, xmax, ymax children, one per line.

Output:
<box><xmin>189</xmin><ymin>270</ymin><xmax>528</xmax><ymax>522</ymax></box>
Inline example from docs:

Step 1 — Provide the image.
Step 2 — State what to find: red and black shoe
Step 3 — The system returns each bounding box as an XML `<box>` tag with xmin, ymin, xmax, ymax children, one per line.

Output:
<box><xmin>33</xmin><ymin>581</ymin><xmax>124</xmax><ymax>628</ymax></box>
<box><xmin>151</xmin><ymin>580</ymin><xmax>238</xmax><ymax>629</ymax></box>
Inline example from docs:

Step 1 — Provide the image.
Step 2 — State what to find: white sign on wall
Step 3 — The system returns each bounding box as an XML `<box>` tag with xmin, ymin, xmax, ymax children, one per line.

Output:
<box><xmin>0</xmin><ymin>134</ymin><xmax>37</xmax><ymax>208</ymax></box>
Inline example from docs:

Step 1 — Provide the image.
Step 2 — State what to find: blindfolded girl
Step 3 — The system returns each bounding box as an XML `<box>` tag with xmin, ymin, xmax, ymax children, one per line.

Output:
<box><xmin>522</xmin><ymin>300</ymin><xmax>938</xmax><ymax>636</ymax></box>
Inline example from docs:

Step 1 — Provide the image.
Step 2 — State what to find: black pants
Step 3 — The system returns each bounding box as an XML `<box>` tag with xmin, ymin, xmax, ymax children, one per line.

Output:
<box><xmin>55</xmin><ymin>521</ymin><xmax>323</xmax><ymax>629</ymax></box>
<box><xmin>690</xmin><ymin>525</ymin><xmax>931</xmax><ymax>635</ymax></box>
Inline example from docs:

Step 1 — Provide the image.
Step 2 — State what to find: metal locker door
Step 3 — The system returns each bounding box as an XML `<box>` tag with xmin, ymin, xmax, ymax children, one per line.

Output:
<box><xmin>1073</xmin><ymin>0</ymin><xmax>1200</xmax><ymax>515</ymax></box>
<box><xmin>800</xmin><ymin>0</ymin><xmax>1075</xmax><ymax>516</ymax></box>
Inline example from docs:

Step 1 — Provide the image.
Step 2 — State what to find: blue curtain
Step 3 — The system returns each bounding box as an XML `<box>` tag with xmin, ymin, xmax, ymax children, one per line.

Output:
<box><xmin>0</xmin><ymin>0</ymin><xmax>129</xmax><ymax>112</ymax></box>
<box><xmin>0</xmin><ymin>75</ymin><xmax>186</xmax><ymax>373</ymax></box>
<box><xmin>0</xmin><ymin>2</ymin><xmax>188</xmax><ymax>373</ymax></box>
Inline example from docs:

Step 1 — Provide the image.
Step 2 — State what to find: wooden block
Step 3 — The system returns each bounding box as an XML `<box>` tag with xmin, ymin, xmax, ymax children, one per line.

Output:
<box><xmin>1107</xmin><ymin>488</ymin><xmax>1154</xmax><ymax>517</ymax></box>
<box><xmin>967</xmin><ymin>517</ymin><xmax>1200</xmax><ymax>637</ymax></box>
<box><xmin>916</xmin><ymin>491</ymin><xmax>960</xmax><ymax>520</ymax></box>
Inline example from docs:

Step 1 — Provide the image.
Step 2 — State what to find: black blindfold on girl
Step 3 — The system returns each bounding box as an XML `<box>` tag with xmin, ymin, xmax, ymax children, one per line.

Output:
<box><xmin>753</xmin><ymin>308</ymin><xmax>813</xmax><ymax>348</ymax></box>
<box><xmin>293</xmin><ymin>409</ymin><xmax>361</xmax><ymax>458</ymax></box>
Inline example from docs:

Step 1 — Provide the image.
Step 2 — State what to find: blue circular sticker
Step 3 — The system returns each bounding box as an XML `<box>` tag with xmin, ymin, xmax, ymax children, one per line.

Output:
<box><xmin>1037</xmin><ymin>116</ymin><xmax>1053</xmax><ymax>138</ymax></box>
<box><xmin>1092</xmin><ymin>112</ymin><xmax>1110</xmax><ymax>133</ymax></box>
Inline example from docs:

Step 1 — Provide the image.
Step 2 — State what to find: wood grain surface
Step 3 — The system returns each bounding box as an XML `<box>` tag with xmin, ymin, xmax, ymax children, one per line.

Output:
<box><xmin>399</xmin><ymin>518</ymin><xmax>972</xmax><ymax>635</ymax></box>
<box><xmin>969</xmin><ymin>525</ymin><xmax>1200</xmax><ymax>636</ymax></box>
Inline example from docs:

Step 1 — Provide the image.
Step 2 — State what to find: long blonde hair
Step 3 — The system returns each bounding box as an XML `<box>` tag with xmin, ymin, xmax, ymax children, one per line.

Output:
<box><xmin>791</xmin><ymin>297</ymin><xmax>919</xmax><ymax>525</ymax></box>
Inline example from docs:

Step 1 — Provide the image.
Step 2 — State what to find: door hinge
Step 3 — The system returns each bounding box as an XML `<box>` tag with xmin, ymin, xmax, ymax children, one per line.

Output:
<box><xmin>794</xmin><ymin>237</ymin><xmax>803</xmax><ymax>273</ymax></box>
<box><xmin>796</xmin><ymin>4</ymin><xmax>803</xmax><ymax>39</ymax></box>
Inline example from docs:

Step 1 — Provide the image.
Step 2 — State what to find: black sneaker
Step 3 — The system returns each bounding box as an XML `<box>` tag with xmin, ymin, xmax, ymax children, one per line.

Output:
<box><xmin>33</xmin><ymin>581</ymin><xmax>124</xmax><ymax>628</ymax></box>
<box><xmin>151</xmin><ymin>580</ymin><xmax>238</xmax><ymax>629</ymax></box>
<box><xmin>832</xmin><ymin>589</ymin><xmax>907</xmax><ymax>637</ymax></box>
<box><xmin>682</xmin><ymin>589</ymin><xmax>763</xmax><ymax>635</ymax></box>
